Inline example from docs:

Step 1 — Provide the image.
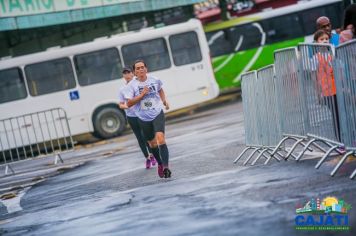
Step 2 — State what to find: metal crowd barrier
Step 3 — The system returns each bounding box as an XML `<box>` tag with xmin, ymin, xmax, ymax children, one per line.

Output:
<box><xmin>236</xmin><ymin>41</ymin><xmax>356</xmax><ymax>179</ymax></box>
<box><xmin>268</xmin><ymin>45</ymin><xmax>344</xmax><ymax>164</ymax></box>
<box><xmin>0</xmin><ymin>108</ymin><xmax>74</xmax><ymax>175</ymax></box>
<box><xmin>234</xmin><ymin>71</ymin><xmax>260</xmax><ymax>164</ymax></box>
<box><xmin>234</xmin><ymin>67</ymin><xmax>281</xmax><ymax>165</ymax></box>
<box><xmin>269</xmin><ymin>47</ymin><xmax>316</xmax><ymax>161</ymax></box>
<box><xmin>331</xmin><ymin>40</ymin><xmax>356</xmax><ymax>179</ymax></box>
<box><xmin>294</xmin><ymin>44</ymin><xmax>344</xmax><ymax>164</ymax></box>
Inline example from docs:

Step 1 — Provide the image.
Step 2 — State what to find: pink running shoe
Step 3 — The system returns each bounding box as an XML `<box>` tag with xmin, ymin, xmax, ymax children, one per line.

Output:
<box><xmin>145</xmin><ymin>158</ymin><xmax>151</xmax><ymax>169</ymax></box>
<box><xmin>157</xmin><ymin>164</ymin><xmax>164</xmax><ymax>178</ymax></box>
<box><xmin>150</xmin><ymin>154</ymin><xmax>157</xmax><ymax>166</ymax></box>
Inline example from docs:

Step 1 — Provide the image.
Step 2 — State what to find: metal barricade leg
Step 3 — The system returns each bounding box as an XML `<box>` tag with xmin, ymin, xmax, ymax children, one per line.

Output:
<box><xmin>271</xmin><ymin>136</ymin><xmax>312</xmax><ymax>160</ymax></box>
<box><xmin>294</xmin><ymin>136</ymin><xmax>342</xmax><ymax>162</ymax></box>
<box><xmin>5</xmin><ymin>164</ymin><xmax>15</xmax><ymax>175</ymax></box>
<box><xmin>251</xmin><ymin>148</ymin><xmax>269</xmax><ymax>166</ymax></box>
<box><xmin>299</xmin><ymin>140</ymin><xmax>344</xmax><ymax>162</ymax></box>
<box><xmin>315</xmin><ymin>145</ymin><xmax>339</xmax><ymax>169</ymax></box>
<box><xmin>243</xmin><ymin>148</ymin><xmax>261</xmax><ymax>166</ymax></box>
<box><xmin>330</xmin><ymin>151</ymin><xmax>355</xmax><ymax>177</ymax></box>
<box><xmin>268</xmin><ymin>149</ymin><xmax>282</xmax><ymax>162</ymax></box>
<box><xmin>311</xmin><ymin>142</ymin><xmax>327</xmax><ymax>154</ymax></box>
<box><xmin>290</xmin><ymin>152</ymin><xmax>298</xmax><ymax>160</ymax></box>
<box><xmin>270</xmin><ymin>137</ymin><xmax>290</xmax><ymax>157</ymax></box>
<box><xmin>350</xmin><ymin>168</ymin><xmax>356</xmax><ymax>180</ymax></box>
<box><xmin>285</xmin><ymin>138</ymin><xmax>305</xmax><ymax>160</ymax></box>
<box><xmin>262</xmin><ymin>151</ymin><xmax>272</xmax><ymax>160</ymax></box>
<box><xmin>307</xmin><ymin>134</ymin><xmax>345</xmax><ymax>154</ymax></box>
<box><xmin>264</xmin><ymin>149</ymin><xmax>284</xmax><ymax>165</ymax></box>
<box><xmin>273</xmin><ymin>151</ymin><xmax>283</xmax><ymax>161</ymax></box>
<box><xmin>234</xmin><ymin>147</ymin><xmax>253</xmax><ymax>164</ymax></box>
<box><xmin>54</xmin><ymin>153</ymin><xmax>64</xmax><ymax>165</ymax></box>
<box><xmin>250</xmin><ymin>148</ymin><xmax>281</xmax><ymax>166</ymax></box>
<box><xmin>296</xmin><ymin>138</ymin><xmax>316</xmax><ymax>161</ymax></box>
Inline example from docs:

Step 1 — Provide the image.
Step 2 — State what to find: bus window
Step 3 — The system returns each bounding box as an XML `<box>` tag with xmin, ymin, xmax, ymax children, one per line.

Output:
<box><xmin>169</xmin><ymin>31</ymin><xmax>202</xmax><ymax>66</ymax></box>
<box><xmin>325</xmin><ymin>4</ymin><xmax>342</xmax><ymax>29</ymax></box>
<box><xmin>206</xmin><ymin>30</ymin><xmax>233</xmax><ymax>57</ymax></box>
<box><xmin>0</xmin><ymin>68</ymin><xmax>27</xmax><ymax>104</ymax></box>
<box><xmin>228</xmin><ymin>24</ymin><xmax>262</xmax><ymax>51</ymax></box>
<box><xmin>122</xmin><ymin>38</ymin><xmax>171</xmax><ymax>72</ymax></box>
<box><xmin>299</xmin><ymin>7</ymin><xmax>327</xmax><ymax>35</ymax></box>
<box><xmin>74</xmin><ymin>48</ymin><xmax>122</xmax><ymax>86</ymax></box>
<box><xmin>262</xmin><ymin>13</ymin><xmax>303</xmax><ymax>44</ymax></box>
<box><xmin>25</xmin><ymin>58</ymin><xmax>76</xmax><ymax>96</ymax></box>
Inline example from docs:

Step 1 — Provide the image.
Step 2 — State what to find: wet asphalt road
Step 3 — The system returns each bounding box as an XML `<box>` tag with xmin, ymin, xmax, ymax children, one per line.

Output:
<box><xmin>0</xmin><ymin>99</ymin><xmax>355</xmax><ymax>236</ymax></box>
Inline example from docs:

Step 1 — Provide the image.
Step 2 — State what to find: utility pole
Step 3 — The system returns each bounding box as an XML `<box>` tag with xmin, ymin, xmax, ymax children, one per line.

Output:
<box><xmin>219</xmin><ymin>0</ymin><xmax>228</xmax><ymax>21</ymax></box>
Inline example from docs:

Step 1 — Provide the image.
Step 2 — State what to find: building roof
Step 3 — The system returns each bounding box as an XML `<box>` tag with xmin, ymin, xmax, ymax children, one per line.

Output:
<box><xmin>0</xmin><ymin>0</ymin><xmax>204</xmax><ymax>31</ymax></box>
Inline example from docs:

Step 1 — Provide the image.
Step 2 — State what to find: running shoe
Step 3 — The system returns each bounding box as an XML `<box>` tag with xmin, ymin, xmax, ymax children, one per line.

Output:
<box><xmin>338</xmin><ymin>146</ymin><xmax>346</xmax><ymax>154</ymax></box>
<box><xmin>158</xmin><ymin>164</ymin><xmax>164</xmax><ymax>178</ymax></box>
<box><xmin>163</xmin><ymin>168</ymin><xmax>172</xmax><ymax>178</ymax></box>
<box><xmin>145</xmin><ymin>158</ymin><xmax>151</xmax><ymax>169</ymax></box>
<box><xmin>150</xmin><ymin>154</ymin><xmax>157</xmax><ymax>166</ymax></box>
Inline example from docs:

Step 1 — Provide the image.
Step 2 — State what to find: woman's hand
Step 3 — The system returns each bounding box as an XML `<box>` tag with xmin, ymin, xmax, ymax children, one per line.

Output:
<box><xmin>163</xmin><ymin>100</ymin><xmax>169</xmax><ymax>110</ymax></box>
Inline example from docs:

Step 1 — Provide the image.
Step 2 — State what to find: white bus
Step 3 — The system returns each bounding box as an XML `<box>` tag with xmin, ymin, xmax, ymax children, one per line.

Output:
<box><xmin>0</xmin><ymin>19</ymin><xmax>219</xmax><ymax>141</ymax></box>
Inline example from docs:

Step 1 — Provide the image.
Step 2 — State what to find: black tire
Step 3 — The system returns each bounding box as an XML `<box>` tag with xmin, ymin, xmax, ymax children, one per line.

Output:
<box><xmin>93</xmin><ymin>107</ymin><xmax>126</xmax><ymax>139</ymax></box>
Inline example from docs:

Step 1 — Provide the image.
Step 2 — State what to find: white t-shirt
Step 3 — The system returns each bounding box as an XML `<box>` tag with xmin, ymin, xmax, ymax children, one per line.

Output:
<box><xmin>123</xmin><ymin>75</ymin><xmax>163</xmax><ymax>121</ymax></box>
<box><xmin>118</xmin><ymin>80</ymin><xmax>137</xmax><ymax>117</ymax></box>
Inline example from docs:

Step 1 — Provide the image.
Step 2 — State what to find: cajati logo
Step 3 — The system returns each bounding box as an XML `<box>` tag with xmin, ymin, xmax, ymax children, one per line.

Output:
<box><xmin>295</xmin><ymin>196</ymin><xmax>351</xmax><ymax>231</ymax></box>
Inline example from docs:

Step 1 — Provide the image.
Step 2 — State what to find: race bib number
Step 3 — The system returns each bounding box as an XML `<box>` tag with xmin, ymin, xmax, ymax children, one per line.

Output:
<box><xmin>141</xmin><ymin>98</ymin><xmax>156</xmax><ymax>110</ymax></box>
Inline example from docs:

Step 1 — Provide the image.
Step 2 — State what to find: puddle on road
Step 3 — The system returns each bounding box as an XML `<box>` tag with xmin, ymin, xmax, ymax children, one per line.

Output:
<box><xmin>0</xmin><ymin>187</ymin><xmax>31</xmax><ymax>214</ymax></box>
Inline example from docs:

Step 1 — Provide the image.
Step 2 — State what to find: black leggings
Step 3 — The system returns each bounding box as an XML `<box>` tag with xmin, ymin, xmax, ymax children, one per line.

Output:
<box><xmin>323</xmin><ymin>95</ymin><xmax>340</xmax><ymax>141</ymax></box>
<box><xmin>127</xmin><ymin>116</ymin><xmax>151</xmax><ymax>158</ymax></box>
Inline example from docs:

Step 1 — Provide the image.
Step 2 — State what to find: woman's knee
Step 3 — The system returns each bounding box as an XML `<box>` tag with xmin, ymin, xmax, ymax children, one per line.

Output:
<box><xmin>155</xmin><ymin>132</ymin><xmax>165</xmax><ymax>145</ymax></box>
<box><xmin>148</xmin><ymin>139</ymin><xmax>157</xmax><ymax>148</ymax></box>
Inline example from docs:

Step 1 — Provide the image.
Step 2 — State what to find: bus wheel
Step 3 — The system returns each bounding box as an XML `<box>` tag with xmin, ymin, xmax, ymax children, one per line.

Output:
<box><xmin>93</xmin><ymin>107</ymin><xmax>126</xmax><ymax>139</ymax></box>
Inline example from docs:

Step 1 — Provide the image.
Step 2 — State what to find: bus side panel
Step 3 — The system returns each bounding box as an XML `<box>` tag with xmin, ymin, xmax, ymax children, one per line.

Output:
<box><xmin>198</xmin><ymin>26</ymin><xmax>221</xmax><ymax>98</ymax></box>
<box><xmin>78</xmin><ymin>78</ymin><xmax>126</xmax><ymax>131</ymax></box>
